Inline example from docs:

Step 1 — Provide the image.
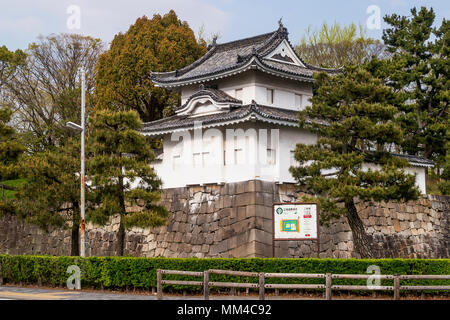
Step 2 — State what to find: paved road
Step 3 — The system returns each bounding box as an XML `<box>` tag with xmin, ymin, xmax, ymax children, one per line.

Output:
<box><xmin>4</xmin><ymin>285</ymin><xmax>440</xmax><ymax>300</ymax></box>
<box><xmin>0</xmin><ymin>285</ymin><xmax>335</xmax><ymax>300</ymax></box>
<box><xmin>0</xmin><ymin>286</ymin><xmax>160</xmax><ymax>300</ymax></box>
<box><xmin>0</xmin><ymin>285</ymin><xmax>274</xmax><ymax>300</ymax></box>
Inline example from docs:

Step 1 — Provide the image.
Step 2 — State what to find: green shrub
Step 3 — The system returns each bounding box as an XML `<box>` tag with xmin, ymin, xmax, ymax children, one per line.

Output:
<box><xmin>0</xmin><ymin>255</ymin><xmax>448</xmax><ymax>294</ymax></box>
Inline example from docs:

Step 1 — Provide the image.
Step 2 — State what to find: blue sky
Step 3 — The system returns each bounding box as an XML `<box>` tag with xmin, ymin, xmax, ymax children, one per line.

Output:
<box><xmin>1</xmin><ymin>0</ymin><xmax>449</xmax><ymax>51</ymax></box>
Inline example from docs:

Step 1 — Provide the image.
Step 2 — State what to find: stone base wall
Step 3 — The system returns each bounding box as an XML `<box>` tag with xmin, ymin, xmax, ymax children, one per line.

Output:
<box><xmin>275</xmin><ymin>185</ymin><xmax>449</xmax><ymax>258</ymax></box>
<box><xmin>0</xmin><ymin>180</ymin><xmax>448</xmax><ymax>258</ymax></box>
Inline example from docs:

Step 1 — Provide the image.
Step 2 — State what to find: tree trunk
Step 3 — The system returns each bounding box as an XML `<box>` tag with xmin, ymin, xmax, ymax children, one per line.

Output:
<box><xmin>71</xmin><ymin>221</ymin><xmax>80</xmax><ymax>256</ymax></box>
<box><xmin>117</xmin><ymin>174</ymin><xmax>126</xmax><ymax>256</ymax></box>
<box><xmin>117</xmin><ymin>220</ymin><xmax>125</xmax><ymax>256</ymax></box>
<box><xmin>345</xmin><ymin>200</ymin><xmax>374</xmax><ymax>258</ymax></box>
<box><xmin>71</xmin><ymin>203</ymin><xmax>80</xmax><ymax>256</ymax></box>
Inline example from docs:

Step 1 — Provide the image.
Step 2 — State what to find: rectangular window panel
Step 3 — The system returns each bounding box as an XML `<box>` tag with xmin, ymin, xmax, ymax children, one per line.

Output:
<box><xmin>295</xmin><ymin>94</ymin><xmax>302</xmax><ymax>108</ymax></box>
<box><xmin>267</xmin><ymin>149</ymin><xmax>276</xmax><ymax>165</ymax></box>
<box><xmin>193</xmin><ymin>152</ymin><xmax>201</xmax><ymax>168</ymax></box>
<box><xmin>202</xmin><ymin>152</ymin><xmax>210</xmax><ymax>167</ymax></box>
<box><xmin>173</xmin><ymin>155</ymin><xmax>181</xmax><ymax>170</ymax></box>
<box><xmin>235</xmin><ymin>148</ymin><xmax>244</xmax><ymax>165</ymax></box>
<box><xmin>267</xmin><ymin>89</ymin><xmax>274</xmax><ymax>104</ymax></box>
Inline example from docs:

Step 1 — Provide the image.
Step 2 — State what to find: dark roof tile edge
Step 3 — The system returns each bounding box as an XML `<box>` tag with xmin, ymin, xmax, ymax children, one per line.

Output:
<box><xmin>179</xmin><ymin>88</ymin><xmax>242</xmax><ymax>109</ymax></box>
<box><xmin>150</xmin><ymin>26</ymin><xmax>341</xmax><ymax>86</ymax></box>
<box><xmin>142</xmin><ymin>103</ymin><xmax>299</xmax><ymax>133</ymax></box>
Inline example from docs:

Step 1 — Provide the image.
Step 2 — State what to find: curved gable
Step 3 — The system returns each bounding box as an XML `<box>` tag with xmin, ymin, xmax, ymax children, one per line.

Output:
<box><xmin>263</xmin><ymin>39</ymin><xmax>306</xmax><ymax>67</ymax></box>
<box><xmin>176</xmin><ymin>88</ymin><xmax>242</xmax><ymax>117</ymax></box>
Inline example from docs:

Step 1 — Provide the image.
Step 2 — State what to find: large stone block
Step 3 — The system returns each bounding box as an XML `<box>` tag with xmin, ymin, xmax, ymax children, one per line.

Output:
<box><xmin>246</xmin><ymin>204</ymin><xmax>272</xmax><ymax>220</ymax></box>
<box><xmin>249</xmin><ymin>229</ymin><xmax>272</xmax><ymax>246</ymax></box>
<box><xmin>235</xmin><ymin>193</ymin><xmax>252</xmax><ymax>207</ymax></box>
<box><xmin>254</xmin><ymin>241</ymin><xmax>272</xmax><ymax>258</ymax></box>
<box><xmin>228</xmin><ymin>241</ymin><xmax>256</xmax><ymax>258</ymax></box>
<box><xmin>236</xmin><ymin>181</ymin><xmax>247</xmax><ymax>194</ymax></box>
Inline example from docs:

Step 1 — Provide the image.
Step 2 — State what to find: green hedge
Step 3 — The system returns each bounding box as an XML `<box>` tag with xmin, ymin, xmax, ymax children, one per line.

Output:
<box><xmin>0</xmin><ymin>255</ymin><xmax>448</xmax><ymax>294</ymax></box>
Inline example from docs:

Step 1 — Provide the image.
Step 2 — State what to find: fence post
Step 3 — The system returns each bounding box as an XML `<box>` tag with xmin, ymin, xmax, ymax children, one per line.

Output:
<box><xmin>394</xmin><ymin>274</ymin><xmax>400</xmax><ymax>300</ymax></box>
<box><xmin>325</xmin><ymin>273</ymin><xmax>332</xmax><ymax>300</ymax></box>
<box><xmin>157</xmin><ymin>269</ymin><xmax>162</xmax><ymax>300</ymax></box>
<box><xmin>203</xmin><ymin>270</ymin><xmax>210</xmax><ymax>300</ymax></box>
<box><xmin>259</xmin><ymin>273</ymin><xmax>265</xmax><ymax>300</ymax></box>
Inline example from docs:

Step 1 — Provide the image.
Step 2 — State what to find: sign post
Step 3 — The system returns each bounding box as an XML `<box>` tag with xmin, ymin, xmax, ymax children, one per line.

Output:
<box><xmin>272</xmin><ymin>202</ymin><xmax>320</xmax><ymax>258</ymax></box>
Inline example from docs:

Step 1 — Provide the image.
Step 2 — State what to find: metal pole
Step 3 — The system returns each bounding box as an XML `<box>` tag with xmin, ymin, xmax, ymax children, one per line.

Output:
<box><xmin>80</xmin><ymin>67</ymin><xmax>86</xmax><ymax>258</ymax></box>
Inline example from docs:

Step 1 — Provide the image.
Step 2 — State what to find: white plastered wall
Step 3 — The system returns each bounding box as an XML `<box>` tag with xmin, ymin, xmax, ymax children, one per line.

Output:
<box><xmin>180</xmin><ymin>71</ymin><xmax>313</xmax><ymax>110</ymax></box>
<box><xmin>151</xmin><ymin>124</ymin><xmax>428</xmax><ymax>194</ymax></box>
<box><xmin>362</xmin><ymin>163</ymin><xmax>427</xmax><ymax>194</ymax></box>
<box><xmin>151</xmin><ymin>123</ymin><xmax>317</xmax><ymax>189</ymax></box>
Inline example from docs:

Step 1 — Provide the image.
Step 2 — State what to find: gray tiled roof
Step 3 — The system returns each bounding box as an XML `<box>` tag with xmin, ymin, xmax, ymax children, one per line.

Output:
<box><xmin>179</xmin><ymin>87</ymin><xmax>242</xmax><ymax>110</ymax></box>
<box><xmin>142</xmin><ymin>102</ymin><xmax>299</xmax><ymax>134</ymax></box>
<box><xmin>391</xmin><ymin>153</ymin><xmax>435</xmax><ymax>167</ymax></box>
<box><xmin>150</xmin><ymin>26</ymin><xmax>339</xmax><ymax>87</ymax></box>
<box><xmin>142</xmin><ymin>102</ymin><xmax>434</xmax><ymax>168</ymax></box>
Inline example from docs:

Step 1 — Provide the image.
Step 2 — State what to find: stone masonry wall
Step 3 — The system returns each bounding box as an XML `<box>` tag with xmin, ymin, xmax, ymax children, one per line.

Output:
<box><xmin>0</xmin><ymin>180</ymin><xmax>448</xmax><ymax>258</ymax></box>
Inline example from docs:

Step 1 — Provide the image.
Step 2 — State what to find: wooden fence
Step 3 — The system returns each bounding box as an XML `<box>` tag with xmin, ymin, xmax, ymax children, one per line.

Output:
<box><xmin>156</xmin><ymin>269</ymin><xmax>450</xmax><ymax>300</ymax></box>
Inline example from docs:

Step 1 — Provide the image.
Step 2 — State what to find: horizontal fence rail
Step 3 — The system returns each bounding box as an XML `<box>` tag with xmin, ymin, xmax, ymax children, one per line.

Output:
<box><xmin>156</xmin><ymin>269</ymin><xmax>450</xmax><ymax>300</ymax></box>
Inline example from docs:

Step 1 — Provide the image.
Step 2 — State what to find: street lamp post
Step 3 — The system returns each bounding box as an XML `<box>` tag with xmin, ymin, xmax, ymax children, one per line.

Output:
<box><xmin>66</xmin><ymin>67</ymin><xmax>86</xmax><ymax>257</ymax></box>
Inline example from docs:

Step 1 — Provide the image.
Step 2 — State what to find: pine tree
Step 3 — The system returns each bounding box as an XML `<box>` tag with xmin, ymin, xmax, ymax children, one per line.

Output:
<box><xmin>0</xmin><ymin>106</ymin><xmax>25</xmax><ymax>181</ymax></box>
<box><xmin>290</xmin><ymin>65</ymin><xmax>420</xmax><ymax>258</ymax></box>
<box><xmin>88</xmin><ymin>109</ymin><xmax>168</xmax><ymax>256</ymax></box>
<box><xmin>0</xmin><ymin>106</ymin><xmax>25</xmax><ymax>215</ymax></box>
<box><xmin>14</xmin><ymin>140</ymin><xmax>84</xmax><ymax>256</ymax></box>
<box><xmin>382</xmin><ymin>7</ymin><xmax>449</xmax><ymax>165</ymax></box>
<box><xmin>438</xmin><ymin>141</ymin><xmax>450</xmax><ymax>195</ymax></box>
<box><xmin>0</xmin><ymin>45</ymin><xmax>26</xmax><ymax>88</ymax></box>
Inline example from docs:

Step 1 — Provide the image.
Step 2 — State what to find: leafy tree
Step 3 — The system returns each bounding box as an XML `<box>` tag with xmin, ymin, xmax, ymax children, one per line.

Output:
<box><xmin>0</xmin><ymin>106</ymin><xmax>25</xmax><ymax>181</ymax></box>
<box><xmin>0</xmin><ymin>46</ymin><xmax>26</xmax><ymax>181</ymax></box>
<box><xmin>14</xmin><ymin>140</ymin><xmax>84</xmax><ymax>256</ymax></box>
<box><xmin>88</xmin><ymin>109</ymin><xmax>168</xmax><ymax>256</ymax></box>
<box><xmin>290</xmin><ymin>65</ymin><xmax>420</xmax><ymax>258</ymax></box>
<box><xmin>2</xmin><ymin>34</ymin><xmax>104</xmax><ymax>152</ymax></box>
<box><xmin>295</xmin><ymin>22</ymin><xmax>387</xmax><ymax>68</ymax></box>
<box><xmin>95</xmin><ymin>10</ymin><xmax>207</xmax><ymax>122</ymax></box>
<box><xmin>196</xmin><ymin>23</ymin><xmax>221</xmax><ymax>47</ymax></box>
<box><xmin>0</xmin><ymin>45</ymin><xmax>26</xmax><ymax>88</ymax></box>
<box><xmin>438</xmin><ymin>141</ymin><xmax>450</xmax><ymax>195</ymax></box>
<box><xmin>382</xmin><ymin>7</ymin><xmax>449</xmax><ymax>164</ymax></box>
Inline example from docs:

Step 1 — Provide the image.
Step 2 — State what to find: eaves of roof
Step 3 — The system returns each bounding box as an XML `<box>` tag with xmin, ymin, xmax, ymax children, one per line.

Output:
<box><xmin>150</xmin><ymin>26</ymin><xmax>340</xmax><ymax>88</ymax></box>
<box><xmin>142</xmin><ymin>102</ymin><xmax>300</xmax><ymax>136</ymax></box>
